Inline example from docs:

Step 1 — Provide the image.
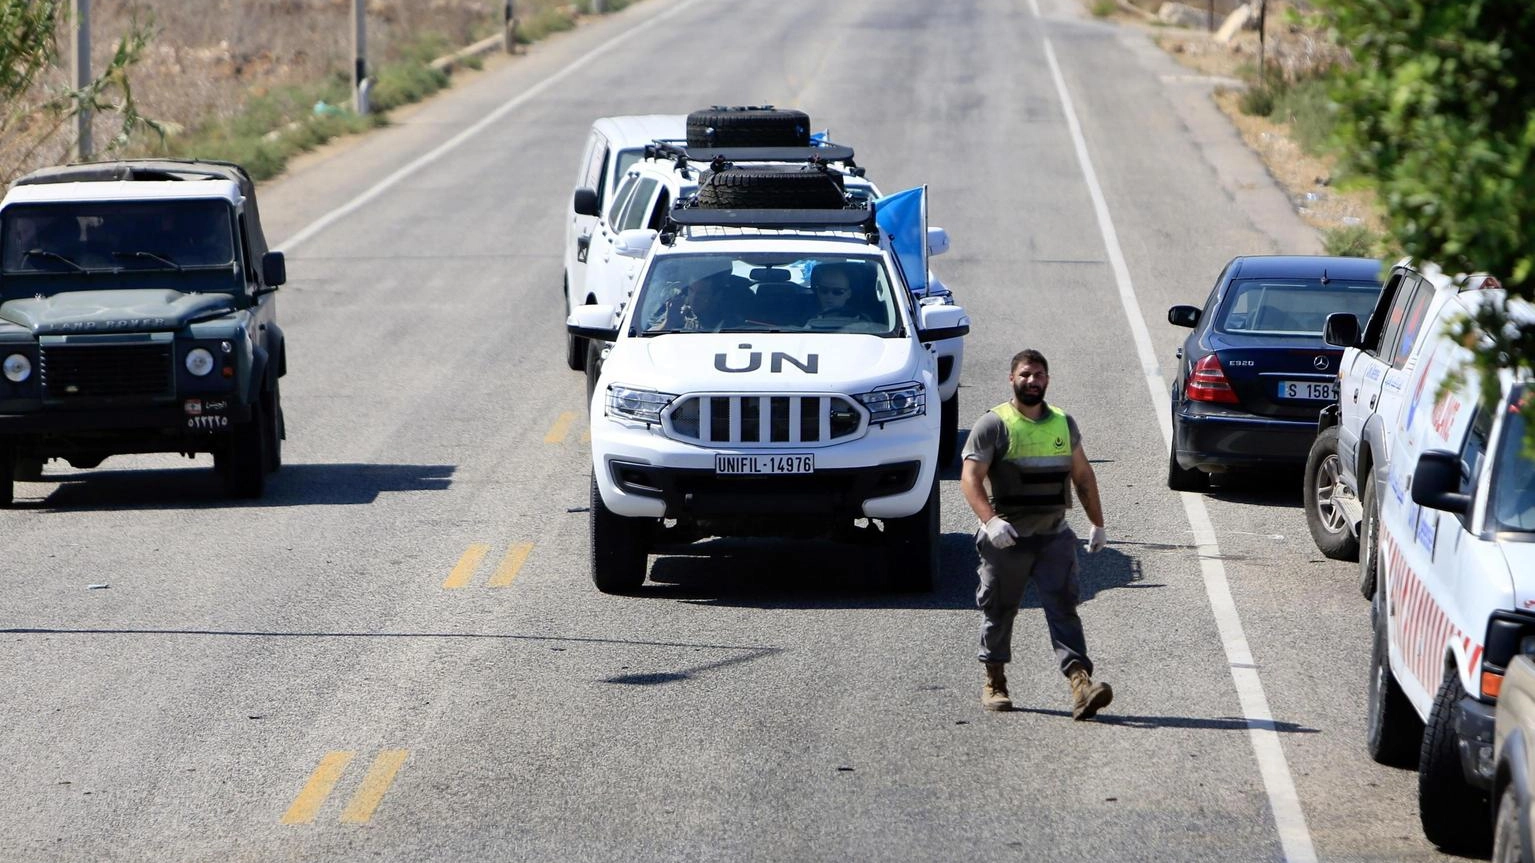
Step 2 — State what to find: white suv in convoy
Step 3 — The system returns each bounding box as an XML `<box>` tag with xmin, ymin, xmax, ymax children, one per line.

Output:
<box><xmin>567</xmin><ymin>170</ymin><xmax>969</xmax><ymax>594</ymax></box>
<box><xmin>571</xmin><ymin>137</ymin><xmax>967</xmax><ymax>462</ymax></box>
<box><xmin>1304</xmin><ymin>259</ymin><xmax>1496</xmax><ymax>596</ymax></box>
<box><xmin>1364</xmin><ymin>284</ymin><xmax>1534</xmax><ymax>854</ymax></box>
<box><xmin>564</xmin><ymin>107</ymin><xmax>811</xmax><ymax>372</ymax></box>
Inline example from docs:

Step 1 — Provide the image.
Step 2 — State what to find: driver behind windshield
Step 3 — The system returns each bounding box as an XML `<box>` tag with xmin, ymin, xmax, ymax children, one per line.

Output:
<box><xmin>650</xmin><ymin>270</ymin><xmax>748</xmax><ymax>332</ymax></box>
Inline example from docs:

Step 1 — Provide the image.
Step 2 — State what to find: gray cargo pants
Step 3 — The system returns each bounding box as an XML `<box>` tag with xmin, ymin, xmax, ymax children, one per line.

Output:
<box><xmin>975</xmin><ymin>526</ymin><xmax>1092</xmax><ymax>675</ymax></box>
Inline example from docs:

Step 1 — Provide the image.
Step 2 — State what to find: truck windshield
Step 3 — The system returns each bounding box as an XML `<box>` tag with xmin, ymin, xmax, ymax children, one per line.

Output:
<box><xmin>635</xmin><ymin>253</ymin><xmax>900</xmax><ymax>336</ymax></box>
<box><xmin>0</xmin><ymin>200</ymin><xmax>236</xmax><ymax>275</ymax></box>
<box><xmin>1493</xmin><ymin>392</ymin><xmax>1535</xmax><ymax>534</ymax></box>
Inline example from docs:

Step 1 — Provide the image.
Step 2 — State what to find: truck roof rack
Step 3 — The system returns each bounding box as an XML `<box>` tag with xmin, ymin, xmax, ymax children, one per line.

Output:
<box><xmin>644</xmin><ymin>141</ymin><xmax>861</xmax><ymax>178</ymax></box>
<box><xmin>662</xmin><ymin>205</ymin><xmax>878</xmax><ymax>245</ymax></box>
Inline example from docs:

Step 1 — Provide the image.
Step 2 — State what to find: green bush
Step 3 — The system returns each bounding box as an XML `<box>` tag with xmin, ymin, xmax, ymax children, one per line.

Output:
<box><xmin>1322</xmin><ymin>224</ymin><xmax>1380</xmax><ymax>258</ymax></box>
<box><xmin>1239</xmin><ymin>83</ymin><xmax>1276</xmax><ymax>117</ymax></box>
<box><xmin>1270</xmin><ymin>75</ymin><xmax>1336</xmax><ymax>156</ymax></box>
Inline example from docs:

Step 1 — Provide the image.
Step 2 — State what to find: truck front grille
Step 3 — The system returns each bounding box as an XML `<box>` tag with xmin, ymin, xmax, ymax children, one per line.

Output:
<box><xmin>41</xmin><ymin>343</ymin><xmax>174</xmax><ymax>400</ymax></box>
<box><xmin>666</xmin><ymin>394</ymin><xmax>864</xmax><ymax>447</ymax></box>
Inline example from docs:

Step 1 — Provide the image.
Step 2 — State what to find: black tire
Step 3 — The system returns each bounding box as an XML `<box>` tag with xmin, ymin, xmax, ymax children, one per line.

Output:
<box><xmin>1359</xmin><ymin>472</ymin><xmax>1380</xmax><ymax>600</ymax></box>
<box><xmin>590</xmin><ymin>473</ymin><xmax>650</xmax><ymax>594</ymax></box>
<box><xmin>1303</xmin><ymin>426</ymin><xmax>1359</xmax><ymax>560</ymax></box>
<box><xmin>685</xmin><ymin>106</ymin><xmax>810</xmax><ymax>148</ymax></box>
<box><xmin>221</xmin><ymin>395</ymin><xmax>268</xmax><ymax>499</ymax></box>
<box><xmin>1366</xmin><ymin>586</ymin><xmax>1422</xmax><ymax>767</ymax></box>
<box><xmin>0</xmin><ymin>442</ymin><xmax>14</xmax><ymax>507</ymax></box>
<box><xmin>886</xmin><ymin>479</ymin><xmax>938</xmax><ymax>592</ymax></box>
<box><xmin>264</xmin><ymin>379</ymin><xmax>283</xmax><ymax>474</ymax></box>
<box><xmin>1418</xmin><ymin>670</ymin><xmax>1492</xmax><ymax>854</ymax></box>
<box><xmin>585</xmin><ymin>341</ymin><xmax>604</xmax><ymax>408</ymax></box>
<box><xmin>12</xmin><ymin>456</ymin><xmax>43</xmax><ymax>481</ymax></box>
<box><xmin>938</xmin><ymin>393</ymin><xmax>958</xmax><ymax>468</ymax></box>
<box><xmin>694</xmin><ymin>167</ymin><xmax>846</xmax><ymax>210</ymax></box>
<box><xmin>565</xmin><ymin>276</ymin><xmax>587</xmax><ymax>372</ymax></box>
<box><xmin>1493</xmin><ymin>783</ymin><xmax>1523</xmax><ymax>863</ymax></box>
<box><xmin>1167</xmin><ymin>424</ymin><xmax>1208</xmax><ymax>491</ymax></box>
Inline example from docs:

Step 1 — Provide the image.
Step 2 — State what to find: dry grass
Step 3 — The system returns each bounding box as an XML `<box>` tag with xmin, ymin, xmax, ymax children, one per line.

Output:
<box><xmin>3</xmin><ymin>0</ymin><xmax>591</xmax><ymax>182</ymax></box>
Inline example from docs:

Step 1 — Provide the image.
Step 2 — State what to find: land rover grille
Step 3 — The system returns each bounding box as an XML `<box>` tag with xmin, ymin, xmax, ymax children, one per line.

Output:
<box><xmin>41</xmin><ymin>343</ymin><xmax>175</xmax><ymax>401</ymax></box>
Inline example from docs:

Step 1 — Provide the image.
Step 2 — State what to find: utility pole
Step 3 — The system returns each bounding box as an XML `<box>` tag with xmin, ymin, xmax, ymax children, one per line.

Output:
<box><xmin>353</xmin><ymin>0</ymin><xmax>369</xmax><ymax>114</ymax></box>
<box><xmin>72</xmin><ymin>0</ymin><xmax>92</xmax><ymax>159</ymax></box>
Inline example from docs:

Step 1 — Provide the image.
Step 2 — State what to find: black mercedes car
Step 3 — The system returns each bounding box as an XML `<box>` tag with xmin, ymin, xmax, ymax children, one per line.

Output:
<box><xmin>1167</xmin><ymin>255</ymin><xmax>1383</xmax><ymax>491</ymax></box>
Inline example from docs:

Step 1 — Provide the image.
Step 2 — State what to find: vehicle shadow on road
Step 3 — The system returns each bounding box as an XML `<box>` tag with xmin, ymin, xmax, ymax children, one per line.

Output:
<box><xmin>14</xmin><ymin>462</ymin><xmax>456</xmax><ymax>511</ymax></box>
<box><xmin>1201</xmin><ymin>467</ymin><xmax>1304</xmax><ymax>509</ymax></box>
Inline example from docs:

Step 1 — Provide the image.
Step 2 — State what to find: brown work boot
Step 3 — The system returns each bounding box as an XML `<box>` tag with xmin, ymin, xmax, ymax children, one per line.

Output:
<box><xmin>1067</xmin><ymin>665</ymin><xmax>1113</xmax><ymax>721</ymax></box>
<box><xmin>982</xmin><ymin>662</ymin><xmax>1012</xmax><ymax>711</ymax></box>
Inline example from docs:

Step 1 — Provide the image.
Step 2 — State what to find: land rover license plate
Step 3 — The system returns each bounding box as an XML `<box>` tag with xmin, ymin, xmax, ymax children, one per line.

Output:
<box><xmin>715</xmin><ymin>454</ymin><xmax>814</xmax><ymax>475</ymax></box>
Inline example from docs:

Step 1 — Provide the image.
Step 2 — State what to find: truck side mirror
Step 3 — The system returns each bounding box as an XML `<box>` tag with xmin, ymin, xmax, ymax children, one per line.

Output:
<box><xmin>1412</xmin><ymin>450</ymin><xmax>1471</xmax><ymax>515</ymax></box>
<box><xmin>1323</xmin><ymin>313</ymin><xmax>1360</xmax><ymax>348</ymax></box>
<box><xmin>262</xmin><ymin>250</ymin><xmax>286</xmax><ymax>287</ymax></box>
<box><xmin>573</xmin><ymin>187</ymin><xmax>599</xmax><ymax>218</ymax></box>
<box><xmin>1167</xmin><ymin>305</ymin><xmax>1200</xmax><ymax>328</ymax></box>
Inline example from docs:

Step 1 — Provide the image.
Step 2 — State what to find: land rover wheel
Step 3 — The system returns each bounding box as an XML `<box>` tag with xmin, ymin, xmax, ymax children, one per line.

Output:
<box><xmin>1494</xmin><ymin>784</ymin><xmax>1522</xmax><ymax>863</ymax></box>
<box><xmin>221</xmin><ymin>396</ymin><xmax>269</xmax><ymax>499</ymax></box>
<box><xmin>0</xmin><ymin>442</ymin><xmax>14</xmax><ymax>507</ymax></box>
<box><xmin>264</xmin><ymin>380</ymin><xmax>283</xmax><ymax>474</ymax></box>
<box><xmin>1303</xmin><ymin>426</ymin><xmax>1358</xmax><ymax>561</ymax></box>
<box><xmin>685</xmin><ymin>106</ymin><xmax>810</xmax><ymax>148</ymax></box>
<box><xmin>694</xmin><ymin>168</ymin><xmax>846</xmax><ymax>210</ymax></box>
<box><xmin>1359</xmin><ymin>473</ymin><xmax>1380</xmax><ymax>600</ymax></box>
<box><xmin>938</xmin><ymin>393</ymin><xmax>958</xmax><ymax>467</ymax></box>
<box><xmin>1366</xmin><ymin>587</ymin><xmax>1421</xmax><ymax>767</ymax></box>
<box><xmin>590</xmin><ymin>474</ymin><xmax>650</xmax><ymax>593</ymax></box>
<box><xmin>1419</xmin><ymin>670</ymin><xmax>1492</xmax><ymax>854</ymax></box>
<box><xmin>886</xmin><ymin>479</ymin><xmax>938</xmax><ymax>592</ymax></box>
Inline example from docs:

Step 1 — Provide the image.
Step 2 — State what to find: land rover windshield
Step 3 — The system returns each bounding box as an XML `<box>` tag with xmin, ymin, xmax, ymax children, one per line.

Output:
<box><xmin>635</xmin><ymin>253</ymin><xmax>901</xmax><ymax>336</ymax></box>
<box><xmin>1</xmin><ymin>200</ymin><xmax>237</xmax><ymax>280</ymax></box>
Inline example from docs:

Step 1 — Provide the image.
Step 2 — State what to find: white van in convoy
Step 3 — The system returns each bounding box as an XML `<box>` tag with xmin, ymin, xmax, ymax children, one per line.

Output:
<box><xmin>1364</xmin><ymin>284</ymin><xmax>1535</xmax><ymax>853</ymax></box>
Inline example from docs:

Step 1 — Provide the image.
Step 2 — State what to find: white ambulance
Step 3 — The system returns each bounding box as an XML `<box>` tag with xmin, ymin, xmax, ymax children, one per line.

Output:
<box><xmin>1365</xmin><ymin>284</ymin><xmax>1535</xmax><ymax>853</ymax></box>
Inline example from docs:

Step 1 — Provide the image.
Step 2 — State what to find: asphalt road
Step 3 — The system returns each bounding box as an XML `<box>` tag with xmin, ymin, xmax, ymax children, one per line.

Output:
<box><xmin>0</xmin><ymin>1</ymin><xmax>1469</xmax><ymax>861</ymax></box>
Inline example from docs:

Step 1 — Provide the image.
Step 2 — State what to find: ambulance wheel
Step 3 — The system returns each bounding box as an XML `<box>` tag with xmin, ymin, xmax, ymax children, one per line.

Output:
<box><xmin>1359</xmin><ymin>473</ymin><xmax>1380</xmax><ymax>600</ymax></box>
<box><xmin>1365</xmin><ymin>587</ymin><xmax>1420</xmax><ymax>767</ymax></box>
<box><xmin>590</xmin><ymin>474</ymin><xmax>650</xmax><ymax>594</ymax></box>
<box><xmin>1418</xmin><ymin>670</ymin><xmax>1491</xmax><ymax>854</ymax></box>
<box><xmin>1303</xmin><ymin>426</ymin><xmax>1358</xmax><ymax>560</ymax></box>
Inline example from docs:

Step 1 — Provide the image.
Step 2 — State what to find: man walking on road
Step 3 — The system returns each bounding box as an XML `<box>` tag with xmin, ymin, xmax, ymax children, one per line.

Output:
<box><xmin>960</xmin><ymin>349</ymin><xmax>1113</xmax><ymax>718</ymax></box>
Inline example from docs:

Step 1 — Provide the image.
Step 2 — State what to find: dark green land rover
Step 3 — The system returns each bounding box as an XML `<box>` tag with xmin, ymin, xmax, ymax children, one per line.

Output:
<box><xmin>0</xmin><ymin>159</ymin><xmax>288</xmax><ymax>504</ymax></box>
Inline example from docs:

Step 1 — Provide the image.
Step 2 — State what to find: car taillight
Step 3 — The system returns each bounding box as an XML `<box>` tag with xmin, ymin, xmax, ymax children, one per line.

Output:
<box><xmin>1185</xmin><ymin>354</ymin><xmax>1238</xmax><ymax>404</ymax></box>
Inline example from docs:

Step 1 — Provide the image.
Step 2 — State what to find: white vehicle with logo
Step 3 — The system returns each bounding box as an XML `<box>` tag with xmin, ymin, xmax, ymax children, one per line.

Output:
<box><xmin>1307</xmin><ymin>259</ymin><xmax>1496</xmax><ymax>595</ymax></box>
<box><xmin>1364</xmin><ymin>284</ymin><xmax>1535</xmax><ymax>854</ymax></box>
<box><xmin>567</xmin><ymin>176</ymin><xmax>968</xmax><ymax>594</ymax></box>
<box><xmin>573</xmin><ymin>137</ymin><xmax>968</xmax><ymax>463</ymax></box>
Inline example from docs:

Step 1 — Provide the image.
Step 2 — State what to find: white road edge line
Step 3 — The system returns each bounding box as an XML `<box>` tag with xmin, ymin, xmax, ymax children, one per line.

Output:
<box><xmin>1033</xmin><ymin>8</ymin><xmax>1319</xmax><ymax>863</ymax></box>
<box><xmin>276</xmin><ymin>0</ymin><xmax>704</xmax><ymax>253</ymax></box>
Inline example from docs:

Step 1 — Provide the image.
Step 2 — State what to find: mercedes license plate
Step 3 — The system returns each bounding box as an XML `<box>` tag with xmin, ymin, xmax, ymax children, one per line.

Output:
<box><xmin>715</xmin><ymin>454</ymin><xmax>814</xmax><ymax>475</ymax></box>
<box><xmin>1277</xmin><ymin>380</ymin><xmax>1337</xmax><ymax>400</ymax></box>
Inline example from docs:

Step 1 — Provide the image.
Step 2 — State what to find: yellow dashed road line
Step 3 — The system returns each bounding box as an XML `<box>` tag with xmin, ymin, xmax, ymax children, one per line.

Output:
<box><xmin>339</xmin><ymin>749</ymin><xmax>410</xmax><ymax>824</ymax></box>
<box><xmin>442</xmin><ymin>543</ymin><xmax>491</xmax><ymax>589</ymax></box>
<box><xmin>281</xmin><ymin>750</ymin><xmax>356</xmax><ymax>825</ymax></box>
<box><xmin>544</xmin><ymin>411</ymin><xmax>576</xmax><ymax>443</ymax></box>
<box><xmin>487</xmin><ymin>542</ymin><xmax>533</xmax><ymax>588</ymax></box>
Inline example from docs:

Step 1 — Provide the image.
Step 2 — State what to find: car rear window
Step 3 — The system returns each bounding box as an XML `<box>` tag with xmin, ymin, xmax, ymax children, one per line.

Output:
<box><xmin>1215</xmin><ymin>278</ymin><xmax>1382</xmax><ymax>336</ymax></box>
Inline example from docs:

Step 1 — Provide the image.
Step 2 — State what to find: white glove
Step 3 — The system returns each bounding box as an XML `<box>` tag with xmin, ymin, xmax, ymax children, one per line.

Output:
<box><xmin>982</xmin><ymin>516</ymin><xmax>1018</xmax><ymax>549</ymax></box>
<box><xmin>1087</xmin><ymin>525</ymin><xmax>1107</xmax><ymax>553</ymax></box>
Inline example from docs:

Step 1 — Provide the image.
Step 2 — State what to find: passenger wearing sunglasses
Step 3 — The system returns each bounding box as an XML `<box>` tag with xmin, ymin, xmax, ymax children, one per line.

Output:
<box><xmin>806</xmin><ymin>262</ymin><xmax>872</xmax><ymax>327</ymax></box>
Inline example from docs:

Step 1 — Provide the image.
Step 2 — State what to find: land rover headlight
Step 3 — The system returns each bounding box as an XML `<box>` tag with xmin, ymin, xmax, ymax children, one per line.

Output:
<box><xmin>3</xmin><ymin>353</ymin><xmax>31</xmax><ymax>383</ymax></box>
<box><xmin>607</xmin><ymin>385</ymin><xmax>676</xmax><ymax>424</ymax></box>
<box><xmin>855</xmin><ymin>382</ymin><xmax>925</xmax><ymax>423</ymax></box>
<box><xmin>185</xmin><ymin>347</ymin><xmax>215</xmax><ymax>376</ymax></box>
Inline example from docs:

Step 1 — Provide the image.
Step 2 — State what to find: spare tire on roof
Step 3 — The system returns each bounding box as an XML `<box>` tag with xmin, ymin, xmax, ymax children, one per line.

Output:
<box><xmin>686</xmin><ymin>106</ymin><xmax>810</xmax><ymax>148</ymax></box>
<box><xmin>694</xmin><ymin>166</ymin><xmax>847</xmax><ymax>209</ymax></box>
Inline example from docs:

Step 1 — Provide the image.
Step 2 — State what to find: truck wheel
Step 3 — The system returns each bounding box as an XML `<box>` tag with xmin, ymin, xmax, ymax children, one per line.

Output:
<box><xmin>1359</xmin><ymin>473</ymin><xmax>1380</xmax><ymax>600</ymax></box>
<box><xmin>565</xmin><ymin>276</ymin><xmax>588</xmax><ymax>372</ymax></box>
<box><xmin>263</xmin><ymin>380</ymin><xmax>283</xmax><ymax>474</ymax></box>
<box><xmin>590</xmin><ymin>473</ymin><xmax>650</xmax><ymax>594</ymax></box>
<box><xmin>938</xmin><ymin>393</ymin><xmax>958</xmax><ymax>467</ymax></box>
<box><xmin>886</xmin><ymin>479</ymin><xmax>938</xmax><ymax>592</ymax></box>
<box><xmin>1366</xmin><ymin>587</ymin><xmax>1421</xmax><ymax>767</ymax></box>
<box><xmin>0</xmin><ymin>443</ymin><xmax>14</xmax><ymax>507</ymax></box>
<box><xmin>1418</xmin><ymin>670</ymin><xmax>1491</xmax><ymax>854</ymax></box>
<box><xmin>221</xmin><ymin>396</ymin><xmax>268</xmax><ymax>499</ymax></box>
<box><xmin>1303</xmin><ymin>426</ymin><xmax>1359</xmax><ymax>561</ymax></box>
<box><xmin>686</xmin><ymin>106</ymin><xmax>810</xmax><ymax>148</ymax></box>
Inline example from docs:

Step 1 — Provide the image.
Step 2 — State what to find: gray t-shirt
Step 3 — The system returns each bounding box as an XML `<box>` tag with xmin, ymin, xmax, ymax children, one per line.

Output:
<box><xmin>962</xmin><ymin>404</ymin><xmax>1081</xmax><ymax>536</ymax></box>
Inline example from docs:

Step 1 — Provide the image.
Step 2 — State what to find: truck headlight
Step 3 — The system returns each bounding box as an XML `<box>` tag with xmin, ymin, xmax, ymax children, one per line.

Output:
<box><xmin>607</xmin><ymin>385</ymin><xmax>675</xmax><ymax>424</ymax></box>
<box><xmin>3</xmin><ymin>353</ymin><xmax>31</xmax><ymax>383</ymax></box>
<box><xmin>185</xmin><ymin>347</ymin><xmax>215</xmax><ymax>376</ymax></box>
<box><xmin>855</xmin><ymin>382</ymin><xmax>925</xmax><ymax>423</ymax></box>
